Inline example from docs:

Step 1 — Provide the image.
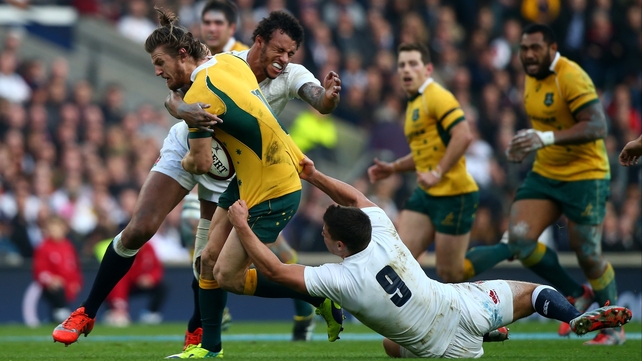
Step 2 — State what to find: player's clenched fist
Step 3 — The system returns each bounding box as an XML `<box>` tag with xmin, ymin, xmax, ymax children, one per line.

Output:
<box><xmin>619</xmin><ymin>135</ymin><xmax>642</xmax><ymax>167</ymax></box>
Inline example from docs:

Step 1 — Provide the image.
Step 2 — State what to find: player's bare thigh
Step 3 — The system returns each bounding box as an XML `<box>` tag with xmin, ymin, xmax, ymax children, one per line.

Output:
<box><xmin>505</xmin><ymin>280</ymin><xmax>539</xmax><ymax>321</ymax></box>
<box><xmin>397</xmin><ymin>210</ymin><xmax>435</xmax><ymax>259</ymax></box>
<box><xmin>382</xmin><ymin>338</ymin><xmax>402</xmax><ymax>358</ymax></box>
<box><xmin>200</xmin><ymin>207</ymin><xmax>234</xmax><ymax>280</ymax></box>
<box><xmin>434</xmin><ymin>232</ymin><xmax>470</xmax><ymax>283</ymax></box>
<box><xmin>120</xmin><ymin>172</ymin><xmax>189</xmax><ymax>249</ymax></box>
<box><xmin>213</xmin><ymin>228</ymin><xmax>256</xmax><ymax>293</ymax></box>
<box><xmin>508</xmin><ymin>199</ymin><xmax>561</xmax><ymax>259</ymax></box>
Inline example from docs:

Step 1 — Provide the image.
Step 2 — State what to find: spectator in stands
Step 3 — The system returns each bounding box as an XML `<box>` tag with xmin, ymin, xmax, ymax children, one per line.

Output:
<box><xmin>289</xmin><ymin>105</ymin><xmax>338</xmax><ymax>163</ymax></box>
<box><xmin>96</xmin><ymin>241</ymin><xmax>167</xmax><ymax>326</ymax></box>
<box><xmin>117</xmin><ymin>0</ymin><xmax>157</xmax><ymax>44</ymax></box>
<box><xmin>0</xmin><ymin>51</ymin><xmax>31</xmax><ymax>103</ymax></box>
<box><xmin>33</xmin><ymin>216</ymin><xmax>82</xmax><ymax>323</ymax></box>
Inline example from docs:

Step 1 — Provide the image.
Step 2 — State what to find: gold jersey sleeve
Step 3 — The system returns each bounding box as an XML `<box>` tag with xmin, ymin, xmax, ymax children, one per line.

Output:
<box><xmin>524</xmin><ymin>55</ymin><xmax>609</xmax><ymax>181</ymax></box>
<box><xmin>184</xmin><ymin>54</ymin><xmax>304</xmax><ymax>208</ymax></box>
<box><xmin>404</xmin><ymin>80</ymin><xmax>478</xmax><ymax>196</ymax></box>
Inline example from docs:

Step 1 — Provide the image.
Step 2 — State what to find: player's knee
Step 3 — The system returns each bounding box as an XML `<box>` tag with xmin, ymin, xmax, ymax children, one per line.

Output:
<box><xmin>506</xmin><ymin>234</ymin><xmax>537</xmax><ymax>260</ymax></box>
<box><xmin>382</xmin><ymin>338</ymin><xmax>401</xmax><ymax>358</ymax></box>
<box><xmin>212</xmin><ymin>264</ymin><xmax>243</xmax><ymax>293</ymax></box>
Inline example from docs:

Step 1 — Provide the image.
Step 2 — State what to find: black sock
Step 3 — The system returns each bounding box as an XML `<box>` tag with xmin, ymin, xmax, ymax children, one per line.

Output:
<box><xmin>533</xmin><ymin>286</ymin><xmax>582</xmax><ymax>323</ymax></box>
<box><xmin>254</xmin><ymin>271</ymin><xmax>324</xmax><ymax>307</ymax></box>
<box><xmin>187</xmin><ymin>276</ymin><xmax>202</xmax><ymax>332</ymax></box>
<box><xmin>83</xmin><ymin>241</ymin><xmax>136</xmax><ymax>318</ymax></box>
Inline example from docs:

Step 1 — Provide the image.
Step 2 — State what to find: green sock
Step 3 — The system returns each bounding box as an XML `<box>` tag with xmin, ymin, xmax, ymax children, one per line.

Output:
<box><xmin>590</xmin><ymin>263</ymin><xmax>618</xmax><ymax>307</ymax></box>
<box><xmin>294</xmin><ymin>299</ymin><xmax>314</xmax><ymax>318</ymax></box>
<box><xmin>522</xmin><ymin>243</ymin><xmax>583</xmax><ymax>298</ymax></box>
<box><xmin>252</xmin><ymin>270</ymin><xmax>324</xmax><ymax>307</ymax></box>
<box><xmin>199</xmin><ymin>286</ymin><xmax>226</xmax><ymax>352</ymax></box>
<box><xmin>464</xmin><ymin>243</ymin><xmax>513</xmax><ymax>279</ymax></box>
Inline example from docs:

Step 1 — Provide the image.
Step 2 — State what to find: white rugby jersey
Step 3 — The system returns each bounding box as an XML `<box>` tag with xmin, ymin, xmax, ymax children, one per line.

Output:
<box><xmin>232</xmin><ymin>49</ymin><xmax>320</xmax><ymax>116</ymax></box>
<box><xmin>304</xmin><ymin>207</ymin><xmax>462</xmax><ymax>357</ymax></box>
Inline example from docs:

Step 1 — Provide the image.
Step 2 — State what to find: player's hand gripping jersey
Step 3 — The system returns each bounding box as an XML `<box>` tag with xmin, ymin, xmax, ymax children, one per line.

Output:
<box><xmin>524</xmin><ymin>53</ymin><xmax>609</xmax><ymax>181</ymax></box>
<box><xmin>184</xmin><ymin>53</ymin><xmax>305</xmax><ymax>208</ymax></box>
<box><xmin>404</xmin><ymin>79</ymin><xmax>478</xmax><ymax>196</ymax></box>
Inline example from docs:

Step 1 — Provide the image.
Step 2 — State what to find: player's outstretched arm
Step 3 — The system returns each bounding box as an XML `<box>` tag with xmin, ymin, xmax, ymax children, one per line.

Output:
<box><xmin>228</xmin><ymin>200</ymin><xmax>308</xmax><ymax>294</ymax></box>
<box><xmin>165</xmin><ymin>90</ymin><xmax>222</xmax><ymax>132</ymax></box>
<box><xmin>619</xmin><ymin>134</ymin><xmax>642</xmax><ymax>166</ymax></box>
<box><xmin>298</xmin><ymin>71</ymin><xmax>341</xmax><ymax>114</ymax></box>
<box><xmin>300</xmin><ymin>157</ymin><xmax>376</xmax><ymax>209</ymax></box>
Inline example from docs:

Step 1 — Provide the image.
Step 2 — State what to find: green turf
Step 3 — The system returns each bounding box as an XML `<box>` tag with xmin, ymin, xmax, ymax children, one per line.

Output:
<box><xmin>0</xmin><ymin>321</ymin><xmax>639</xmax><ymax>360</ymax></box>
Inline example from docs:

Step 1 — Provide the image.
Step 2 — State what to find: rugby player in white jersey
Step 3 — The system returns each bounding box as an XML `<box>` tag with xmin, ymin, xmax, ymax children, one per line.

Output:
<box><xmin>52</xmin><ymin>9</ymin><xmax>341</xmax><ymax>351</ymax></box>
<box><xmin>226</xmin><ymin>156</ymin><xmax>632</xmax><ymax>358</ymax></box>
<box><xmin>162</xmin><ymin>10</ymin><xmax>342</xmax><ymax>355</ymax></box>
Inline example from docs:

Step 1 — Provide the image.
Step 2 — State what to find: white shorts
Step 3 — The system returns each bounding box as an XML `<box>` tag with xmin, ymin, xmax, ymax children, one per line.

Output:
<box><xmin>151</xmin><ymin>122</ymin><xmax>230</xmax><ymax>203</ymax></box>
<box><xmin>446</xmin><ymin>280</ymin><xmax>514</xmax><ymax>358</ymax></box>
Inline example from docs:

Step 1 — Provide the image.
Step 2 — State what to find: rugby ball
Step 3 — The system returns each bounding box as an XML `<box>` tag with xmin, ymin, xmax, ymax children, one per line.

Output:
<box><xmin>207</xmin><ymin>137</ymin><xmax>235</xmax><ymax>180</ymax></box>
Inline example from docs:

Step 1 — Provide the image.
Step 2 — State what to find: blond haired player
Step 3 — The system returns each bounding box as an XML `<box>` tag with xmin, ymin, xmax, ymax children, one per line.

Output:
<box><xmin>457</xmin><ymin>24</ymin><xmax>624</xmax><ymax>345</ymax></box>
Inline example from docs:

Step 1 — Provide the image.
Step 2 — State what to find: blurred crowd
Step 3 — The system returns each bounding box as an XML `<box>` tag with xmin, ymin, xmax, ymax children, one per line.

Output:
<box><xmin>0</xmin><ymin>0</ymin><xmax>640</xmax><ymax>270</ymax></box>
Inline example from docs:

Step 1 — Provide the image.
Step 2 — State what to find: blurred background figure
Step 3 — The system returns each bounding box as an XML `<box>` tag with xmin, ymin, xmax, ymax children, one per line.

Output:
<box><xmin>32</xmin><ymin>216</ymin><xmax>82</xmax><ymax>324</ymax></box>
<box><xmin>94</xmin><ymin>240</ymin><xmax>167</xmax><ymax>327</ymax></box>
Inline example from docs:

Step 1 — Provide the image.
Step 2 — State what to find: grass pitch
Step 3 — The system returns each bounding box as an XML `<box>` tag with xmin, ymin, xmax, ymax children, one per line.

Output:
<box><xmin>0</xmin><ymin>320</ymin><xmax>639</xmax><ymax>360</ymax></box>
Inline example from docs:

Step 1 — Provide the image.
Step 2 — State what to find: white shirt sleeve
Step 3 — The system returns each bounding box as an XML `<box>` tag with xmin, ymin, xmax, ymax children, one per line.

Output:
<box><xmin>304</xmin><ymin>263</ymin><xmax>343</xmax><ymax>301</ymax></box>
<box><xmin>286</xmin><ymin>63</ymin><xmax>321</xmax><ymax>100</ymax></box>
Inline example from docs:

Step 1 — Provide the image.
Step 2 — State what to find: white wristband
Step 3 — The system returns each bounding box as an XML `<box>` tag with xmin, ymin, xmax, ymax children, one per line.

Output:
<box><xmin>535</xmin><ymin>130</ymin><xmax>555</xmax><ymax>146</ymax></box>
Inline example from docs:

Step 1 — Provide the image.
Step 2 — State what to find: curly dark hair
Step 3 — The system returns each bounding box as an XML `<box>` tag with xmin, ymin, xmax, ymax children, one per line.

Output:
<box><xmin>144</xmin><ymin>6</ymin><xmax>207</xmax><ymax>59</ymax></box>
<box><xmin>252</xmin><ymin>11</ymin><xmax>304</xmax><ymax>48</ymax></box>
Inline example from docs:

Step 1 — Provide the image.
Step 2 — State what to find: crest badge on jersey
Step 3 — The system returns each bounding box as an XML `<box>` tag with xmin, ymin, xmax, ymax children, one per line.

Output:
<box><xmin>412</xmin><ymin>109</ymin><xmax>419</xmax><ymax>121</ymax></box>
<box><xmin>544</xmin><ymin>92</ymin><xmax>554</xmax><ymax>107</ymax></box>
<box><xmin>207</xmin><ymin>137</ymin><xmax>235</xmax><ymax>180</ymax></box>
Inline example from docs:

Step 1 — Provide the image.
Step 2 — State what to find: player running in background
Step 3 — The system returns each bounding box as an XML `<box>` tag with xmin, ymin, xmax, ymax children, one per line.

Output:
<box><xmin>458</xmin><ymin>24</ymin><xmax>623</xmax><ymax>345</ymax></box>
<box><xmin>167</xmin><ymin>10</ymin><xmax>342</xmax><ymax>347</ymax></box>
<box><xmin>136</xmin><ymin>8</ymin><xmax>342</xmax><ymax>358</ymax></box>
<box><xmin>199</xmin><ymin>0</ymin><xmax>248</xmax><ymax>54</ymax></box>
<box><xmin>228</xmin><ymin>156</ymin><xmax>632</xmax><ymax>358</ymax></box>
<box><xmin>619</xmin><ymin>134</ymin><xmax>642</xmax><ymax>166</ymax></box>
<box><xmin>367</xmin><ymin>42</ymin><xmax>481</xmax><ymax>283</ymax></box>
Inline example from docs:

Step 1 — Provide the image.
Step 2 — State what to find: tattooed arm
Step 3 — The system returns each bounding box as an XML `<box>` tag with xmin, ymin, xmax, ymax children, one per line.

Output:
<box><xmin>297</xmin><ymin>71</ymin><xmax>341</xmax><ymax>114</ymax></box>
<box><xmin>552</xmin><ymin>102</ymin><xmax>607</xmax><ymax>145</ymax></box>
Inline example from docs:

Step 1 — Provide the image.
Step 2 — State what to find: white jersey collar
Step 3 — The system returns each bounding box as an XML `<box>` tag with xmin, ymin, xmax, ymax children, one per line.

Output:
<box><xmin>190</xmin><ymin>56</ymin><xmax>218</xmax><ymax>82</ymax></box>
<box><xmin>222</xmin><ymin>37</ymin><xmax>238</xmax><ymax>52</ymax></box>
<box><xmin>549</xmin><ymin>52</ymin><xmax>561</xmax><ymax>72</ymax></box>
<box><xmin>418</xmin><ymin>77</ymin><xmax>433</xmax><ymax>94</ymax></box>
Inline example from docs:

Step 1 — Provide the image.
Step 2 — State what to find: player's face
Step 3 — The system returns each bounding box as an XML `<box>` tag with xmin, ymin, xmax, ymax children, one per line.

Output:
<box><xmin>257</xmin><ymin>30</ymin><xmax>298</xmax><ymax>80</ymax></box>
<box><xmin>201</xmin><ymin>10</ymin><xmax>235</xmax><ymax>52</ymax></box>
<box><xmin>151</xmin><ymin>46</ymin><xmax>188</xmax><ymax>91</ymax></box>
<box><xmin>519</xmin><ymin>32</ymin><xmax>555</xmax><ymax>77</ymax></box>
<box><xmin>397</xmin><ymin>50</ymin><xmax>431</xmax><ymax>96</ymax></box>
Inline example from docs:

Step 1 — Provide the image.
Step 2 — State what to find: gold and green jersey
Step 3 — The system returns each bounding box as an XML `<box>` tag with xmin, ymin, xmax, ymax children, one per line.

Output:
<box><xmin>184</xmin><ymin>53</ymin><xmax>304</xmax><ymax>208</ymax></box>
<box><xmin>524</xmin><ymin>53</ymin><xmax>609</xmax><ymax>181</ymax></box>
<box><xmin>404</xmin><ymin>78</ymin><xmax>478</xmax><ymax>196</ymax></box>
